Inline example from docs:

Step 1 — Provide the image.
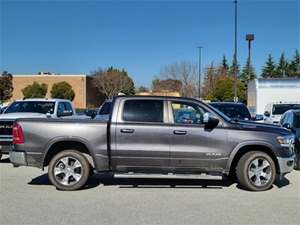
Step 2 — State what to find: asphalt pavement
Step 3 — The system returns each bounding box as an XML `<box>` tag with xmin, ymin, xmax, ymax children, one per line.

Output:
<box><xmin>0</xmin><ymin>155</ymin><xmax>299</xmax><ymax>225</ymax></box>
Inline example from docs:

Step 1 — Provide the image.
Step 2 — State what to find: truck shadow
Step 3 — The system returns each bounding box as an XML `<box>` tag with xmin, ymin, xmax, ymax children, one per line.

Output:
<box><xmin>28</xmin><ymin>173</ymin><xmax>291</xmax><ymax>190</ymax></box>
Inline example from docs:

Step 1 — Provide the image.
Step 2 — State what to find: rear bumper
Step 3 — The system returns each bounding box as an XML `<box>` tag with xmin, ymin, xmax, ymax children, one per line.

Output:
<box><xmin>277</xmin><ymin>155</ymin><xmax>295</xmax><ymax>174</ymax></box>
<box><xmin>9</xmin><ymin>151</ymin><xmax>27</xmax><ymax>166</ymax></box>
<box><xmin>0</xmin><ymin>144</ymin><xmax>12</xmax><ymax>154</ymax></box>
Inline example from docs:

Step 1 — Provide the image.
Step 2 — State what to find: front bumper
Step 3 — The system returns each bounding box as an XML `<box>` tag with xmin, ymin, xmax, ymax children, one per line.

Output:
<box><xmin>277</xmin><ymin>155</ymin><xmax>295</xmax><ymax>174</ymax></box>
<box><xmin>9</xmin><ymin>151</ymin><xmax>27</xmax><ymax>167</ymax></box>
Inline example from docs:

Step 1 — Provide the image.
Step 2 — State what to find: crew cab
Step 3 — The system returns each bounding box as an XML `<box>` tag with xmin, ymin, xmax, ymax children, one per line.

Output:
<box><xmin>9</xmin><ymin>96</ymin><xmax>295</xmax><ymax>191</ymax></box>
<box><xmin>0</xmin><ymin>98</ymin><xmax>84</xmax><ymax>159</ymax></box>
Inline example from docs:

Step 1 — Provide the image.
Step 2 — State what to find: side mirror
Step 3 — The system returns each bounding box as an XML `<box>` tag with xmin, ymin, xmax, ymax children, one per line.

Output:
<box><xmin>57</xmin><ymin>110</ymin><xmax>73</xmax><ymax>117</ymax></box>
<box><xmin>203</xmin><ymin>112</ymin><xmax>219</xmax><ymax>129</ymax></box>
<box><xmin>264</xmin><ymin>111</ymin><xmax>270</xmax><ymax>117</ymax></box>
<box><xmin>282</xmin><ymin>123</ymin><xmax>291</xmax><ymax>129</ymax></box>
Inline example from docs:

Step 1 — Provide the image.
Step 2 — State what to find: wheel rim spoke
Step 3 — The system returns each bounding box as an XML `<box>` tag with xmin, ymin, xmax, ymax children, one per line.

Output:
<box><xmin>248</xmin><ymin>157</ymin><xmax>272</xmax><ymax>187</ymax></box>
<box><xmin>72</xmin><ymin>160</ymin><xmax>81</xmax><ymax>169</ymax></box>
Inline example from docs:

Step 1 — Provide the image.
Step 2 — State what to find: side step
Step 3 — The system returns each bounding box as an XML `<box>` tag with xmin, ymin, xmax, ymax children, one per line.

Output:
<box><xmin>114</xmin><ymin>173</ymin><xmax>223</xmax><ymax>180</ymax></box>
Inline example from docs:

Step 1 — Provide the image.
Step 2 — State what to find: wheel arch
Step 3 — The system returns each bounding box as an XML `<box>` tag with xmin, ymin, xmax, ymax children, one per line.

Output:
<box><xmin>42</xmin><ymin>137</ymin><xmax>96</xmax><ymax>168</ymax></box>
<box><xmin>226</xmin><ymin>142</ymin><xmax>280</xmax><ymax>176</ymax></box>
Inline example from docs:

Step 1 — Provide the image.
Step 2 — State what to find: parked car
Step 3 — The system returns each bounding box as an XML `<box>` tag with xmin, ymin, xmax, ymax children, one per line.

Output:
<box><xmin>279</xmin><ymin>110</ymin><xmax>300</xmax><ymax>170</ymax></box>
<box><xmin>0</xmin><ymin>98</ymin><xmax>88</xmax><ymax>159</ymax></box>
<box><xmin>209</xmin><ymin>102</ymin><xmax>253</xmax><ymax>121</ymax></box>
<box><xmin>94</xmin><ymin>99</ymin><xmax>112</xmax><ymax>121</ymax></box>
<box><xmin>10</xmin><ymin>96</ymin><xmax>295</xmax><ymax>191</ymax></box>
<box><xmin>0</xmin><ymin>106</ymin><xmax>7</xmax><ymax>114</ymax></box>
<box><xmin>264</xmin><ymin>102</ymin><xmax>300</xmax><ymax>124</ymax></box>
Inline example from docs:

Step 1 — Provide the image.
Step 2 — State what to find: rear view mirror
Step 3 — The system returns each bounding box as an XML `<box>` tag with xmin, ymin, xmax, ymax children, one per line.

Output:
<box><xmin>264</xmin><ymin>111</ymin><xmax>270</xmax><ymax>117</ymax></box>
<box><xmin>282</xmin><ymin>123</ymin><xmax>291</xmax><ymax>129</ymax></box>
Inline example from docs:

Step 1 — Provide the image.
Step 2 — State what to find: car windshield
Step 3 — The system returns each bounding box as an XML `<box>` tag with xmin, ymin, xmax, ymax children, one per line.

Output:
<box><xmin>272</xmin><ymin>104</ymin><xmax>300</xmax><ymax>115</ymax></box>
<box><xmin>98</xmin><ymin>101</ymin><xmax>112</xmax><ymax>115</ymax></box>
<box><xmin>4</xmin><ymin>101</ymin><xmax>55</xmax><ymax>114</ymax></box>
<box><xmin>295</xmin><ymin>114</ymin><xmax>300</xmax><ymax>128</ymax></box>
<box><xmin>210</xmin><ymin>104</ymin><xmax>251</xmax><ymax>120</ymax></box>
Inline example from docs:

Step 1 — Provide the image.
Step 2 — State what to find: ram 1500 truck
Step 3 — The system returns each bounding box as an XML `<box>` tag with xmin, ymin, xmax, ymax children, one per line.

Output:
<box><xmin>9</xmin><ymin>96</ymin><xmax>295</xmax><ymax>191</ymax></box>
<box><xmin>0</xmin><ymin>98</ymin><xmax>88</xmax><ymax>159</ymax></box>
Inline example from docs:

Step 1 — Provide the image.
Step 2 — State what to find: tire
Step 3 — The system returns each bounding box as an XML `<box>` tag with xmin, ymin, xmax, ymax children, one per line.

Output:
<box><xmin>236</xmin><ymin>151</ymin><xmax>276</xmax><ymax>191</ymax></box>
<box><xmin>0</xmin><ymin>153</ymin><xmax>2</xmax><ymax>161</ymax></box>
<box><xmin>48</xmin><ymin>150</ymin><xmax>91</xmax><ymax>191</ymax></box>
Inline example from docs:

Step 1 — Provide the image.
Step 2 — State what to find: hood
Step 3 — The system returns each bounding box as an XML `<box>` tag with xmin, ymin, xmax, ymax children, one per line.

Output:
<box><xmin>0</xmin><ymin>112</ymin><xmax>48</xmax><ymax>120</ymax></box>
<box><xmin>231</xmin><ymin>120</ymin><xmax>291</xmax><ymax>136</ymax></box>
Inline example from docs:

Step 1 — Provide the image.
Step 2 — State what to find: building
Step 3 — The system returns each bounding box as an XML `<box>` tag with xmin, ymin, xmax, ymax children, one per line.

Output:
<box><xmin>10</xmin><ymin>74</ymin><xmax>104</xmax><ymax>108</ymax></box>
<box><xmin>247</xmin><ymin>78</ymin><xmax>300</xmax><ymax>115</ymax></box>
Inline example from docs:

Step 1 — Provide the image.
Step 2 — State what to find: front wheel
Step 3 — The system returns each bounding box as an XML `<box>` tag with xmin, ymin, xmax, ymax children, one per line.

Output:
<box><xmin>236</xmin><ymin>151</ymin><xmax>276</xmax><ymax>191</ymax></box>
<box><xmin>48</xmin><ymin>150</ymin><xmax>90</xmax><ymax>191</ymax></box>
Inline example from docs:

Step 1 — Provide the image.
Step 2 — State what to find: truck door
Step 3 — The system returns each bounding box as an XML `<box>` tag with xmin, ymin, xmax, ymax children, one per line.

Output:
<box><xmin>111</xmin><ymin>99</ymin><xmax>171</xmax><ymax>173</ymax></box>
<box><xmin>168</xmin><ymin>100</ymin><xmax>229</xmax><ymax>173</ymax></box>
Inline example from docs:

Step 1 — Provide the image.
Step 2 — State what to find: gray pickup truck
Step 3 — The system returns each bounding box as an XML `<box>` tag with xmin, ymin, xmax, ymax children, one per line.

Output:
<box><xmin>10</xmin><ymin>96</ymin><xmax>295</xmax><ymax>191</ymax></box>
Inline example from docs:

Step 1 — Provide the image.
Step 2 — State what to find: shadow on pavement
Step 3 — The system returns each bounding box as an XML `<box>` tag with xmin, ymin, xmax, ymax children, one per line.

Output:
<box><xmin>28</xmin><ymin>173</ymin><xmax>236</xmax><ymax>190</ymax></box>
<box><xmin>0</xmin><ymin>157</ymin><xmax>10</xmax><ymax>163</ymax></box>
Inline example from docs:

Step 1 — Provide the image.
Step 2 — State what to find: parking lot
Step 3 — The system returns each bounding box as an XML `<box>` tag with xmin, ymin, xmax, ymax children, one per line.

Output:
<box><xmin>0</xmin><ymin>155</ymin><xmax>299</xmax><ymax>225</ymax></box>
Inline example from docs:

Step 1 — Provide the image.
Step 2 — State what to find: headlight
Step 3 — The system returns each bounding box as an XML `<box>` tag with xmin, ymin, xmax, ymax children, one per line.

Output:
<box><xmin>277</xmin><ymin>135</ymin><xmax>295</xmax><ymax>150</ymax></box>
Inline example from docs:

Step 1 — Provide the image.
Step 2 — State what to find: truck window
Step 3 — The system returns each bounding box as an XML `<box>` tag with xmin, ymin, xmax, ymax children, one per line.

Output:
<box><xmin>171</xmin><ymin>101</ymin><xmax>206</xmax><ymax>124</ymax></box>
<box><xmin>123</xmin><ymin>100</ymin><xmax>163</xmax><ymax>123</ymax></box>
<box><xmin>99</xmin><ymin>101</ymin><xmax>112</xmax><ymax>115</ymax></box>
<box><xmin>272</xmin><ymin>104</ymin><xmax>300</xmax><ymax>115</ymax></box>
<box><xmin>63</xmin><ymin>102</ymin><xmax>73</xmax><ymax>113</ymax></box>
<box><xmin>4</xmin><ymin>101</ymin><xmax>55</xmax><ymax>114</ymax></box>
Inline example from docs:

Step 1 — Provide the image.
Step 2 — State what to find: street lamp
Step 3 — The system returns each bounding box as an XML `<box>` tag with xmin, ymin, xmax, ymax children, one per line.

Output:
<box><xmin>233</xmin><ymin>0</ymin><xmax>238</xmax><ymax>102</ymax></box>
<box><xmin>197</xmin><ymin>46</ymin><xmax>203</xmax><ymax>99</ymax></box>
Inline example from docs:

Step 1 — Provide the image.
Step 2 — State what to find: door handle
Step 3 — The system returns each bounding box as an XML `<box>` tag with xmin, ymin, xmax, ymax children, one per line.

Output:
<box><xmin>173</xmin><ymin>130</ymin><xmax>187</xmax><ymax>135</ymax></box>
<box><xmin>120</xmin><ymin>129</ymin><xmax>135</xmax><ymax>133</ymax></box>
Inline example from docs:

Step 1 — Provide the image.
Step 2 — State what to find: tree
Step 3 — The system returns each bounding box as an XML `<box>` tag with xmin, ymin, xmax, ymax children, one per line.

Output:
<box><xmin>239</xmin><ymin>58</ymin><xmax>256</xmax><ymax>83</ymax></box>
<box><xmin>274</xmin><ymin>53</ymin><xmax>288</xmax><ymax>77</ymax></box>
<box><xmin>288</xmin><ymin>49</ymin><xmax>300</xmax><ymax>77</ymax></box>
<box><xmin>22</xmin><ymin>82</ymin><xmax>48</xmax><ymax>99</ymax></box>
<box><xmin>261</xmin><ymin>54</ymin><xmax>276</xmax><ymax>78</ymax></box>
<box><xmin>136</xmin><ymin>86</ymin><xmax>149</xmax><ymax>93</ymax></box>
<box><xmin>159</xmin><ymin>61</ymin><xmax>198</xmax><ymax>97</ymax></box>
<box><xmin>0</xmin><ymin>71</ymin><xmax>13</xmax><ymax>103</ymax></box>
<box><xmin>92</xmin><ymin>67</ymin><xmax>135</xmax><ymax>99</ymax></box>
<box><xmin>221</xmin><ymin>55</ymin><xmax>229</xmax><ymax>72</ymax></box>
<box><xmin>228</xmin><ymin>58</ymin><xmax>240</xmax><ymax>77</ymax></box>
<box><xmin>51</xmin><ymin>81</ymin><xmax>75</xmax><ymax>101</ymax></box>
<box><xmin>152</xmin><ymin>79</ymin><xmax>182</xmax><ymax>93</ymax></box>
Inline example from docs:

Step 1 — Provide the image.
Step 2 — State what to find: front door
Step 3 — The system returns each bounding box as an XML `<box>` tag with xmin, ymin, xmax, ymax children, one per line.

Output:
<box><xmin>111</xmin><ymin>99</ymin><xmax>171</xmax><ymax>173</ymax></box>
<box><xmin>169</xmin><ymin>100</ymin><xmax>229</xmax><ymax>173</ymax></box>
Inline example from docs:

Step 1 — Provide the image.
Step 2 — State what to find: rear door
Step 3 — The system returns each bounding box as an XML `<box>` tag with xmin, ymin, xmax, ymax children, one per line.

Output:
<box><xmin>111</xmin><ymin>98</ymin><xmax>171</xmax><ymax>173</ymax></box>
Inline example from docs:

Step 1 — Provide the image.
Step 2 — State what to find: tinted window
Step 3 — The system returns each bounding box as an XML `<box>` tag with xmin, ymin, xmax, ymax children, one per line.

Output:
<box><xmin>295</xmin><ymin>114</ymin><xmax>300</xmax><ymax>128</ymax></box>
<box><xmin>63</xmin><ymin>102</ymin><xmax>73</xmax><ymax>113</ymax></box>
<box><xmin>172</xmin><ymin>102</ymin><xmax>206</xmax><ymax>125</ymax></box>
<box><xmin>210</xmin><ymin>104</ymin><xmax>251</xmax><ymax>120</ymax></box>
<box><xmin>123</xmin><ymin>100</ymin><xmax>163</xmax><ymax>123</ymax></box>
<box><xmin>272</xmin><ymin>104</ymin><xmax>300</xmax><ymax>115</ymax></box>
<box><xmin>5</xmin><ymin>101</ymin><xmax>55</xmax><ymax>114</ymax></box>
<box><xmin>99</xmin><ymin>101</ymin><xmax>112</xmax><ymax>115</ymax></box>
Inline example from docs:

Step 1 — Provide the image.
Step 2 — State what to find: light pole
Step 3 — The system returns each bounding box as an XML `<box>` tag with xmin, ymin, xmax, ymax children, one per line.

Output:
<box><xmin>197</xmin><ymin>46</ymin><xmax>203</xmax><ymax>99</ymax></box>
<box><xmin>233</xmin><ymin>0</ymin><xmax>238</xmax><ymax>102</ymax></box>
<box><xmin>246</xmin><ymin>34</ymin><xmax>254</xmax><ymax>80</ymax></box>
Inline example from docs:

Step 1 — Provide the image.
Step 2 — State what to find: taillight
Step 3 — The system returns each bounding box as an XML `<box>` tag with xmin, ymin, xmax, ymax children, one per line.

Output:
<box><xmin>12</xmin><ymin>123</ymin><xmax>24</xmax><ymax>144</ymax></box>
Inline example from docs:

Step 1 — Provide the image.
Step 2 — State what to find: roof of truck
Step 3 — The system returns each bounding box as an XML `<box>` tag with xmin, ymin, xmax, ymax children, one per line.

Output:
<box><xmin>15</xmin><ymin>98</ymin><xmax>71</xmax><ymax>102</ymax></box>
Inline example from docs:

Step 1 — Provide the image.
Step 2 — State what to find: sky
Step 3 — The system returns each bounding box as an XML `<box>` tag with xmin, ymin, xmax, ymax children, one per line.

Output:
<box><xmin>1</xmin><ymin>0</ymin><xmax>299</xmax><ymax>87</ymax></box>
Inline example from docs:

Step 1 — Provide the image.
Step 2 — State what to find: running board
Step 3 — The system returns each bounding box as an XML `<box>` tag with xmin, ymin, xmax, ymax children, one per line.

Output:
<box><xmin>114</xmin><ymin>173</ymin><xmax>223</xmax><ymax>180</ymax></box>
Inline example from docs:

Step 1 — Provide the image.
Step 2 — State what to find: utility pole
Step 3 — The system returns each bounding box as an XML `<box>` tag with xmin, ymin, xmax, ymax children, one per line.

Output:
<box><xmin>233</xmin><ymin>0</ymin><xmax>238</xmax><ymax>102</ymax></box>
<box><xmin>197</xmin><ymin>46</ymin><xmax>203</xmax><ymax>99</ymax></box>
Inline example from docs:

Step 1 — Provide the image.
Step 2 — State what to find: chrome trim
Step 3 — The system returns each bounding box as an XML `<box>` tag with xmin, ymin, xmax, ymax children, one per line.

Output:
<box><xmin>277</xmin><ymin>155</ymin><xmax>295</xmax><ymax>174</ymax></box>
<box><xmin>9</xmin><ymin>151</ymin><xmax>27</xmax><ymax>166</ymax></box>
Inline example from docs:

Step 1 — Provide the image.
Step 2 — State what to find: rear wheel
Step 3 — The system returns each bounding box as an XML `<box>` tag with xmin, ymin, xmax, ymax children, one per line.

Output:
<box><xmin>236</xmin><ymin>151</ymin><xmax>276</xmax><ymax>191</ymax></box>
<box><xmin>48</xmin><ymin>150</ymin><xmax>90</xmax><ymax>191</ymax></box>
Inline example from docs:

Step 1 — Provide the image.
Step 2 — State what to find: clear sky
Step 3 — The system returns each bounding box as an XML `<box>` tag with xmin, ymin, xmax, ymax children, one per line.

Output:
<box><xmin>1</xmin><ymin>0</ymin><xmax>299</xmax><ymax>87</ymax></box>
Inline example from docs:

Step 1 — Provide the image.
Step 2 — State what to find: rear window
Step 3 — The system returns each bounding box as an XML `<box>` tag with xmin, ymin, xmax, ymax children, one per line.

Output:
<box><xmin>123</xmin><ymin>100</ymin><xmax>163</xmax><ymax>123</ymax></box>
<box><xmin>272</xmin><ymin>104</ymin><xmax>300</xmax><ymax>115</ymax></box>
<box><xmin>99</xmin><ymin>101</ymin><xmax>112</xmax><ymax>115</ymax></box>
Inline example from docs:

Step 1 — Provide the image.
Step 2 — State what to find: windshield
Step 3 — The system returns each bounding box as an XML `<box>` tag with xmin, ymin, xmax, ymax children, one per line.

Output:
<box><xmin>4</xmin><ymin>101</ymin><xmax>55</xmax><ymax>114</ymax></box>
<box><xmin>98</xmin><ymin>101</ymin><xmax>112</xmax><ymax>115</ymax></box>
<box><xmin>210</xmin><ymin>104</ymin><xmax>251</xmax><ymax>120</ymax></box>
<box><xmin>272</xmin><ymin>104</ymin><xmax>300</xmax><ymax>115</ymax></box>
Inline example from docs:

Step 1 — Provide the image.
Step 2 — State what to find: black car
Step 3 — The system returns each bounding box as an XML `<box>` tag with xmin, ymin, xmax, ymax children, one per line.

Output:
<box><xmin>209</xmin><ymin>102</ymin><xmax>252</xmax><ymax>121</ymax></box>
<box><xmin>279</xmin><ymin>109</ymin><xmax>300</xmax><ymax>170</ymax></box>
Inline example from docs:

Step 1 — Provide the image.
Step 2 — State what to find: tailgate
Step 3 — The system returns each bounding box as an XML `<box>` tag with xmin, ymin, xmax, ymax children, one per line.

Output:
<box><xmin>0</xmin><ymin>120</ymin><xmax>14</xmax><ymax>144</ymax></box>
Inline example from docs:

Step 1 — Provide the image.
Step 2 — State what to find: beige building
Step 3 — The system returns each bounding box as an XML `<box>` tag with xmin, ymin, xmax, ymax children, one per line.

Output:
<box><xmin>10</xmin><ymin>74</ymin><xmax>104</xmax><ymax>108</ymax></box>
